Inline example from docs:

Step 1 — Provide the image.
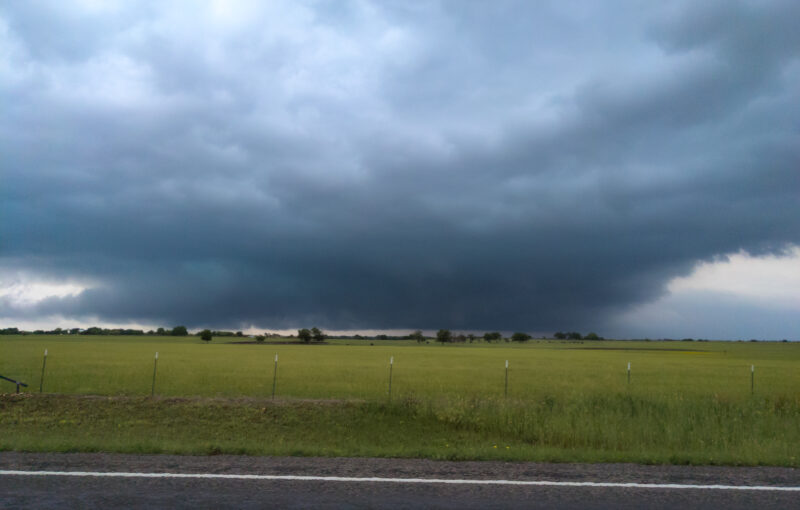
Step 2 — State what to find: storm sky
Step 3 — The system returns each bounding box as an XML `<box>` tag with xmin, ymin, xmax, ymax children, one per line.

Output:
<box><xmin>1</xmin><ymin>1</ymin><xmax>799</xmax><ymax>339</ymax></box>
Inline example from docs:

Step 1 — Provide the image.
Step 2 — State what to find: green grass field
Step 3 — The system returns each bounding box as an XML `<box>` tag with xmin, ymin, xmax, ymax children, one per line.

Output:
<box><xmin>1</xmin><ymin>335</ymin><xmax>799</xmax><ymax>465</ymax></box>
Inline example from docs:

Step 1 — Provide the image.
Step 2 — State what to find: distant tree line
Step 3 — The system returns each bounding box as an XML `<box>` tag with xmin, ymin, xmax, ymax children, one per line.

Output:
<box><xmin>2</xmin><ymin>325</ymin><xmax>605</xmax><ymax>343</ymax></box>
<box><xmin>418</xmin><ymin>330</ymin><xmax>609</xmax><ymax>343</ymax></box>
<box><xmin>431</xmin><ymin>330</ymin><xmax>531</xmax><ymax>344</ymax></box>
<box><xmin>0</xmin><ymin>326</ymin><xmax>190</xmax><ymax>336</ymax></box>
<box><xmin>3</xmin><ymin>325</ymin><xmax>788</xmax><ymax>342</ymax></box>
<box><xmin>553</xmin><ymin>331</ymin><xmax>603</xmax><ymax>340</ymax></box>
<box><xmin>297</xmin><ymin>327</ymin><xmax>326</xmax><ymax>343</ymax></box>
<box><xmin>197</xmin><ymin>330</ymin><xmax>251</xmax><ymax>337</ymax></box>
<box><xmin>2</xmin><ymin>325</ymin><xmax>197</xmax><ymax>337</ymax></box>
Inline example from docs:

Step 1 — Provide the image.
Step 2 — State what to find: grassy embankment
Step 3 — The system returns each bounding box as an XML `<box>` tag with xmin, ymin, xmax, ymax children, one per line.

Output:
<box><xmin>1</xmin><ymin>335</ymin><xmax>798</xmax><ymax>466</ymax></box>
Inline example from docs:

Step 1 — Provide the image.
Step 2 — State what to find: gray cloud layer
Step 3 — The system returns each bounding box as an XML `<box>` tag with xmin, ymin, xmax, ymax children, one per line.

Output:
<box><xmin>2</xmin><ymin>1</ymin><xmax>799</xmax><ymax>334</ymax></box>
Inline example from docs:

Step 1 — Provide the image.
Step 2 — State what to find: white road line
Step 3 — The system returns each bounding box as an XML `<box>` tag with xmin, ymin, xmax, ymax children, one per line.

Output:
<box><xmin>0</xmin><ymin>471</ymin><xmax>798</xmax><ymax>491</ymax></box>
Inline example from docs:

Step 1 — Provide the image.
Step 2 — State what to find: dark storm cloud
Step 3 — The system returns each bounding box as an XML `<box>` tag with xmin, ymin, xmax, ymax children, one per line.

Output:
<box><xmin>1</xmin><ymin>1</ymin><xmax>799</xmax><ymax>333</ymax></box>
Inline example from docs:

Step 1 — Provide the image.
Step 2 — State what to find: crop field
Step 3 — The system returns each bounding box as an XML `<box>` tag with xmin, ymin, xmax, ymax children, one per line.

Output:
<box><xmin>1</xmin><ymin>335</ymin><xmax>799</xmax><ymax>466</ymax></box>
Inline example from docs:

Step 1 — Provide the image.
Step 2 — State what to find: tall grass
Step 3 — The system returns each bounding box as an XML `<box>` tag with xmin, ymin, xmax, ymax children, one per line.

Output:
<box><xmin>393</xmin><ymin>392</ymin><xmax>800</xmax><ymax>464</ymax></box>
<box><xmin>1</xmin><ymin>336</ymin><xmax>798</xmax><ymax>465</ymax></box>
<box><xmin>1</xmin><ymin>393</ymin><xmax>798</xmax><ymax>465</ymax></box>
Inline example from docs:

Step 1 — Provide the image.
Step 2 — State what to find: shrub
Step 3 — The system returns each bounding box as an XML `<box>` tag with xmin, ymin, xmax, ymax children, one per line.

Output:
<box><xmin>511</xmin><ymin>332</ymin><xmax>531</xmax><ymax>342</ymax></box>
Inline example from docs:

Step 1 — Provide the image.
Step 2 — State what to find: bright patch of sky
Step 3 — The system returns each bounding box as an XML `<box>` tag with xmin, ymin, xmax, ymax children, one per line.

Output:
<box><xmin>0</xmin><ymin>279</ymin><xmax>86</xmax><ymax>307</ymax></box>
<box><xmin>611</xmin><ymin>246</ymin><xmax>800</xmax><ymax>340</ymax></box>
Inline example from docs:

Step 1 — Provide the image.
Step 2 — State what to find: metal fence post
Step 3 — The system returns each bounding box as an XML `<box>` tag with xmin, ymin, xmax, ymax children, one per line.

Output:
<box><xmin>388</xmin><ymin>356</ymin><xmax>394</xmax><ymax>400</ymax></box>
<box><xmin>151</xmin><ymin>352</ymin><xmax>158</xmax><ymax>396</ymax></box>
<box><xmin>272</xmin><ymin>354</ymin><xmax>278</xmax><ymax>400</ymax></box>
<box><xmin>39</xmin><ymin>349</ymin><xmax>48</xmax><ymax>393</ymax></box>
<box><xmin>504</xmin><ymin>360</ymin><xmax>509</xmax><ymax>398</ymax></box>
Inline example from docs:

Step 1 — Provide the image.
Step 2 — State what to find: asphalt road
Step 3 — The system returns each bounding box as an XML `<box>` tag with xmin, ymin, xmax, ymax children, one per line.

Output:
<box><xmin>1</xmin><ymin>453</ymin><xmax>798</xmax><ymax>509</ymax></box>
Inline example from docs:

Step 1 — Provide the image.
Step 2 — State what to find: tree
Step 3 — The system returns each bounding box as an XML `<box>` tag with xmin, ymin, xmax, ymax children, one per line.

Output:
<box><xmin>311</xmin><ymin>327</ymin><xmax>325</xmax><ymax>342</ymax></box>
<box><xmin>200</xmin><ymin>329</ymin><xmax>212</xmax><ymax>342</ymax></box>
<box><xmin>236</xmin><ymin>331</ymin><xmax>244</xmax><ymax>337</ymax></box>
<box><xmin>409</xmin><ymin>330</ymin><xmax>425</xmax><ymax>343</ymax></box>
<box><xmin>298</xmin><ymin>328</ymin><xmax>312</xmax><ymax>343</ymax></box>
<box><xmin>171</xmin><ymin>325</ymin><xmax>188</xmax><ymax>336</ymax></box>
<box><xmin>436</xmin><ymin>329</ymin><xmax>452</xmax><ymax>344</ymax></box>
<box><xmin>567</xmin><ymin>332</ymin><xmax>582</xmax><ymax>340</ymax></box>
<box><xmin>511</xmin><ymin>332</ymin><xmax>532</xmax><ymax>342</ymax></box>
<box><xmin>255</xmin><ymin>335</ymin><xmax>266</xmax><ymax>343</ymax></box>
<box><xmin>156</xmin><ymin>327</ymin><xmax>166</xmax><ymax>335</ymax></box>
<box><xmin>553</xmin><ymin>331</ymin><xmax>566</xmax><ymax>339</ymax></box>
<box><xmin>483</xmin><ymin>332</ymin><xmax>502</xmax><ymax>343</ymax></box>
<box><xmin>585</xmin><ymin>332</ymin><xmax>602</xmax><ymax>340</ymax></box>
